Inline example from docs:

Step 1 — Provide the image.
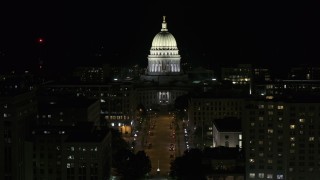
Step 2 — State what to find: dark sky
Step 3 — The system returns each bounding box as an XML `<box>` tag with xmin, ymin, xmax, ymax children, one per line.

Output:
<box><xmin>1</xmin><ymin>1</ymin><xmax>320</xmax><ymax>74</ymax></box>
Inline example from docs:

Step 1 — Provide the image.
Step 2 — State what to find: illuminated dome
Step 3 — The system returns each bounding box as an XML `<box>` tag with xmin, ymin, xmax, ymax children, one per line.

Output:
<box><xmin>147</xmin><ymin>16</ymin><xmax>181</xmax><ymax>75</ymax></box>
<box><xmin>151</xmin><ymin>16</ymin><xmax>178</xmax><ymax>50</ymax></box>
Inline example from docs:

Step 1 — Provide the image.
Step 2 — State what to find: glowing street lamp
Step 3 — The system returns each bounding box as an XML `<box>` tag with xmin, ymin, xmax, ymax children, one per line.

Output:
<box><xmin>157</xmin><ymin>160</ymin><xmax>160</xmax><ymax>174</ymax></box>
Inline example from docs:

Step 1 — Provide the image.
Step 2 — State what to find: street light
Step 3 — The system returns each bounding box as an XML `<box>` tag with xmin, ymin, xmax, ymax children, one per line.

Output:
<box><xmin>157</xmin><ymin>160</ymin><xmax>160</xmax><ymax>174</ymax></box>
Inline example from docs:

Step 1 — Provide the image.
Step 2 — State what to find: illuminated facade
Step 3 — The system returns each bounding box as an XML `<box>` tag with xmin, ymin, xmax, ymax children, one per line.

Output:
<box><xmin>140</xmin><ymin>16</ymin><xmax>189</xmax><ymax>108</ymax></box>
<box><xmin>147</xmin><ymin>16</ymin><xmax>181</xmax><ymax>75</ymax></box>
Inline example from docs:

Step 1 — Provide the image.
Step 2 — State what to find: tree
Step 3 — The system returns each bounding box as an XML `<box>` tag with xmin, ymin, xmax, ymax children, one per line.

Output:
<box><xmin>174</xmin><ymin>94</ymin><xmax>190</xmax><ymax>121</ymax></box>
<box><xmin>170</xmin><ymin>148</ymin><xmax>206</xmax><ymax>180</ymax></box>
<box><xmin>174</xmin><ymin>94</ymin><xmax>189</xmax><ymax>111</ymax></box>
<box><xmin>113</xmin><ymin>148</ymin><xmax>134</xmax><ymax>175</ymax></box>
<box><xmin>117</xmin><ymin>150</ymin><xmax>151</xmax><ymax>179</ymax></box>
<box><xmin>133</xmin><ymin>151</ymin><xmax>152</xmax><ymax>178</ymax></box>
<box><xmin>110</xmin><ymin>128</ymin><xmax>129</xmax><ymax>156</ymax></box>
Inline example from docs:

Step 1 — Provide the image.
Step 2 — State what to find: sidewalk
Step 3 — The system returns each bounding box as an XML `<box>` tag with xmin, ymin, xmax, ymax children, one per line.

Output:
<box><xmin>175</xmin><ymin>121</ymin><xmax>186</xmax><ymax>157</ymax></box>
<box><xmin>133</xmin><ymin>119</ymin><xmax>148</xmax><ymax>152</ymax></box>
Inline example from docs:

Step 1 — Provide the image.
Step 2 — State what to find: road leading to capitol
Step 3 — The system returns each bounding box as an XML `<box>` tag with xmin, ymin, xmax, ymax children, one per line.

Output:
<box><xmin>145</xmin><ymin>113</ymin><xmax>176</xmax><ymax>176</ymax></box>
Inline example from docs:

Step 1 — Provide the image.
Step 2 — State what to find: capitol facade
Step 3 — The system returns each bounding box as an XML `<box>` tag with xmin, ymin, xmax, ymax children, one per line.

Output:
<box><xmin>139</xmin><ymin>16</ymin><xmax>190</xmax><ymax>110</ymax></box>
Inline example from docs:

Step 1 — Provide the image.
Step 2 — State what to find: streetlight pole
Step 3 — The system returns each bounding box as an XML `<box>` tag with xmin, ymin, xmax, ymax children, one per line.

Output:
<box><xmin>202</xmin><ymin>118</ymin><xmax>204</xmax><ymax>149</ymax></box>
<box><xmin>157</xmin><ymin>160</ymin><xmax>160</xmax><ymax>174</ymax></box>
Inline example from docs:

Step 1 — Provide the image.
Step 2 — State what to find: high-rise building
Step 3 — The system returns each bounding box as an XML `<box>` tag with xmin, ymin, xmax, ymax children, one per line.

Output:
<box><xmin>0</xmin><ymin>90</ymin><xmax>37</xmax><ymax>180</ymax></box>
<box><xmin>29</xmin><ymin>96</ymin><xmax>111</xmax><ymax>180</ymax></box>
<box><xmin>243</xmin><ymin>97</ymin><xmax>320</xmax><ymax>180</ymax></box>
<box><xmin>29</xmin><ymin>122</ymin><xmax>111</xmax><ymax>180</ymax></box>
<box><xmin>41</xmin><ymin>83</ymin><xmax>137</xmax><ymax>134</ymax></box>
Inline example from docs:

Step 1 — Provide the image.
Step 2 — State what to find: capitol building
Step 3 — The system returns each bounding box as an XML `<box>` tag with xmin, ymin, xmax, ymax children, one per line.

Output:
<box><xmin>139</xmin><ymin>16</ymin><xmax>190</xmax><ymax>110</ymax></box>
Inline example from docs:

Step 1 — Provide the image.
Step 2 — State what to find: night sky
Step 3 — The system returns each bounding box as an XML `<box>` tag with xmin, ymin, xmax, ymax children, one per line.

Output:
<box><xmin>1</xmin><ymin>1</ymin><xmax>320</xmax><ymax>74</ymax></box>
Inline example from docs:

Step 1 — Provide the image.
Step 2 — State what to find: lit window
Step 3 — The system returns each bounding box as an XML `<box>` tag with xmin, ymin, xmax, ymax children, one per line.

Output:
<box><xmin>267</xmin><ymin>174</ymin><xmax>273</xmax><ymax>179</ymax></box>
<box><xmin>290</xmin><ymin>137</ymin><xmax>295</xmax><ymax>141</ymax></box>
<box><xmin>289</xmin><ymin>168</ymin><xmax>293</xmax><ymax>172</ymax></box>
<box><xmin>309</xmin><ymin>137</ymin><xmax>315</xmax><ymax>141</ymax></box>
<box><xmin>239</xmin><ymin>134</ymin><xmax>242</xmax><ymax>140</ymax></box>
<box><xmin>67</xmin><ymin>155</ymin><xmax>74</xmax><ymax>160</ymax></box>
<box><xmin>276</xmin><ymin>174</ymin><xmax>284</xmax><ymax>179</ymax></box>
<box><xmin>290</xmin><ymin>125</ymin><xmax>295</xmax><ymax>129</ymax></box>
<box><xmin>277</xmin><ymin>105</ymin><xmax>284</xmax><ymax>110</ymax></box>
<box><xmin>67</xmin><ymin>163</ymin><xmax>70</xmax><ymax>168</ymax></box>
<box><xmin>299</xmin><ymin>118</ymin><xmax>305</xmax><ymax>123</ymax></box>
<box><xmin>111</xmin><ymin>123</ymin><xmax>114</xmax><ymax>127</ymax></box>
<box><xmin>71</xmin><ymin>147</ymin><xmax>74</xmax><ymax>151</ymax></box>
<box><xmin>258</xmin><ymin>105</ymin><xmax>264</xmax><ymax>109</ymax></box>
<box><xmin>258</xmin><ymin>173</ymin><xmax>264</xmax><ymax>178</ymax></box>
<box><xmin>267</xmin><ymin>159</ymin><xmax>273</xmax><ymax>164</ymax></box>
<box><xmin>266</xmin><ymin>96</ymin><xmax>274</xmax><ymax>99</ymax></box>
<box><xmin>309</xmin><ymin>167</ymin><xmax>314</xmax><ymax>171</ymax></box>
<box><xmin>268</xmin><ymin>105</ymin><xmax>273</xmax><ymax>109</ymax></box>
<box><xmin>249</xmin><ymin>173</ymin><xmax>255</xmax><ymax>178</ymax></box>
<box><xmin>267</xmin><ymin>129</ymin><xmax>273</xmax><ymax>134</ymax></box>
<box><xmin>249</xmin><ymin>159</ymin><xmax>255</xmax><ymax>163</ymax></box>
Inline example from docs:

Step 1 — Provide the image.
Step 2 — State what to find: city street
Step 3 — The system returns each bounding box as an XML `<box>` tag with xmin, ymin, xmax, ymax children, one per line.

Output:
<box><xmin>132</xmin><ymin>112</ymin><xmax>192</xmax><ymax>178</ymax></box>
<box><xmin>144</xmin><ymin>113</ymin><xmax>176</xmax><ymax>177</ymax></box>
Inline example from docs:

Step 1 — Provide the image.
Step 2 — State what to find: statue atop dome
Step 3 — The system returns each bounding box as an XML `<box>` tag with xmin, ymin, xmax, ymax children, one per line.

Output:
<box><xmin>161</xmin><ymin>16</ymin><xmax>168</xmax><ymax>32</ymax></box>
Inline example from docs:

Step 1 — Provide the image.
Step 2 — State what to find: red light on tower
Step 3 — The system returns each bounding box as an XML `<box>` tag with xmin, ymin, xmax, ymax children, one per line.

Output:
<box><xmin>38</xmin><ymin>38</ymin><xmax>44</xmax><ymax>44</ymax></box>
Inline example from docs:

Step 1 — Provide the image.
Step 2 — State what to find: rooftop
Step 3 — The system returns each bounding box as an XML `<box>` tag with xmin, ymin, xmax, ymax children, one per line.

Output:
<box><xmin>213</xmin><ymin>117</ymin><xmax>241</xmax><ymax>132</ymax></box>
